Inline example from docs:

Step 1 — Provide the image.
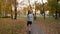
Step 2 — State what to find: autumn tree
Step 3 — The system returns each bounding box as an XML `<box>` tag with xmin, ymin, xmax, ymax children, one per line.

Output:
<box><xmin>47</xmin><ymin>0</ymin><xmax>58</xmax><ymax>19</ymax></box>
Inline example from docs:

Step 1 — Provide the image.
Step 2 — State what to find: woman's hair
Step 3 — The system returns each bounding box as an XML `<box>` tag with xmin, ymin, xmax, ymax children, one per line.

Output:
<box><xmin>28</xmin><ymin>10</ymin><xmax>32</xmax><ymax>15</ymax></box>
<box><xmin>28</xmin><ymin>10</ymin><xmax>30</xmax><ymax>15</ymax></box>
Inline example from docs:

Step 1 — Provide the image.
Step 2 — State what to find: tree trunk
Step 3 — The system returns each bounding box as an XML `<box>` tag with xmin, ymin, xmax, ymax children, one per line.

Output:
<box><xmin>55</xmin><ymin>10</ymin><xmax>58</xmax><ymax>19</ymax></box>
<box><xmin>34</xmin><ymin>10</ymin><xmax>36</xmax><ymax>20</ymax></box>
<box><xmin>42</xmin><ymin>0</ymin><xmax>45</xmax><ymax>19</ymax></box>
<box><xmin>43</xmin><ymin>5</ymin><xmax>45</xmax><ymax>19</ymax></box>
<box><xmin>14</xmin><ymin>0</ymin><xmax>17</xmax><ymax>19</ymax></box>
<box><xmin>4</xmin><ymin>9</ymin><xmax>7</xmax><ymax>17</ymax></box>
<box><xmin>55</xmin><ymin>0</ymin><xmax>58</xmax><ymax>19</ymax></box>
<box><xmin>44</xmin><ymin>11</ymin><xmax>45</xmax><ymax>19</ymax></box>
<box><xmin>14</xmin><ymin>9</ymin><xmax>17</xmax><ymax>19</ymax></box>
<box><xmin>11</xmin><ymin>6</ymin><xmax>13</xmax><ymax>19</ymax></box>
<box><xmin>59</xmin><ymin>11</ymin><xmax>60</xmax><ymax>17</ymax></box>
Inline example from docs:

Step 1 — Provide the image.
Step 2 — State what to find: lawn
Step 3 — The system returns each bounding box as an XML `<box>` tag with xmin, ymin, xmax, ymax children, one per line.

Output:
<box><xmin>0</xmin><ymin>17</ymin><xmax>60</xmax><ymax>34</ymax></box>
<box><xmin>35</xmin><ymin>17</ymin><xmax>60</xmax><ymax>34</ymax></box>
<box><xmin>0</xmin><ymin>18</ymin><xmax>26</xmax><ymax>34</ymax></box>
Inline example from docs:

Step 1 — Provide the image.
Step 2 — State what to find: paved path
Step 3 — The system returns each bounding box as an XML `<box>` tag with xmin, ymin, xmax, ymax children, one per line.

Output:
<box><xmin>30</xmin><ymin>22</ymin><xmax>44</xmax><ymax>34</ymax></box>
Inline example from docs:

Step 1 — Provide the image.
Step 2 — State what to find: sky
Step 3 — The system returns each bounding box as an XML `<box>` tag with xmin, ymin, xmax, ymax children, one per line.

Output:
<box><xmin>16</xmin><ymin>0</ymin><xmax>47</xmax><ymax>11</ymax></box>
<box><xmin>17</xmin><ymin>0</ymin><xmax>47</xmax><ymax>4</ymax></box>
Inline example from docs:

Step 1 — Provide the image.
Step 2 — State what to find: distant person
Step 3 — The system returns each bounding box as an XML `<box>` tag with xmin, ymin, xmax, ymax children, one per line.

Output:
<box><xmin>27</xmin><ymin>10</ymin><xmax>33</xmax><ymax>33</ymax></box>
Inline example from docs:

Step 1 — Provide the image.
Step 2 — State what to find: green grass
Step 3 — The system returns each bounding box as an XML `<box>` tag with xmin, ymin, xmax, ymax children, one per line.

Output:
<box><xmin>35</xmin><ymin>17</ymin><xmax>60</xmax><ymax>34</ymax></box>
<box><xmin>0</xmin><ymin>17</ymin><xmax>60</xmax><ymax>34</ymax></box>
<box><xmin>0</xmin><ymin>18</ymin><xmax>26</xmax><ymax>34</ymax></box>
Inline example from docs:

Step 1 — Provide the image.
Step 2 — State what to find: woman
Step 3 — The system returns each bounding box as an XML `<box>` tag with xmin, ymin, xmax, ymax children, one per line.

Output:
<box><xmin>27</xmin><ymin>10</ymin><xmax>33</xmax><ymax>32</ymax></box>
